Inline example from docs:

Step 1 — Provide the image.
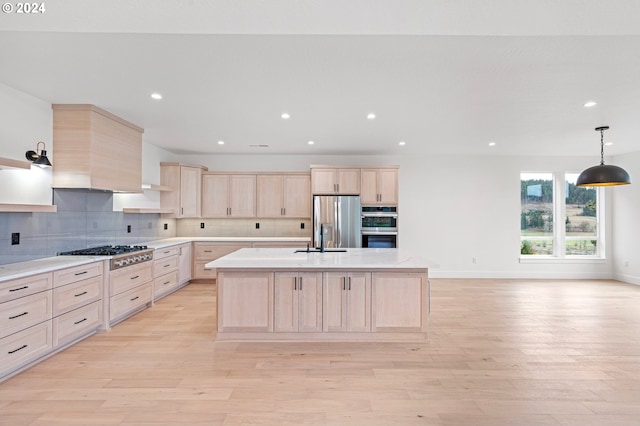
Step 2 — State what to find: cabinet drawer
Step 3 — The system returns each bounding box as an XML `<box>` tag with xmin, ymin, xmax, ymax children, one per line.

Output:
<box><xmin>0</xmin><ymin>273</ymin><xmax>52</xmax><ymax>304</ymax></box>
<box><xmin>53</xmin><ymin>262</ymin><xmax>103</xmax><ymax>288</ymax></box>
<box><xmin>53</xmin><ymin>276</ymin><xmax>102</xmax><ymax>317</ymax></box>
<box><xmin>193</xmin><ymin>260</ymin><xmax>217</xmax><ymax>279</ymax></box>
<box><xmin>194</xmin><ymin>243</ymin><xmax>250</xmax><ymax>260</ymax></box>
<box><xmin>153</xmin><ymin>256</ymin><xmax>178</xmax><ymax>277</ymax></box>
<box><xmin>110</xmin><ymin>284</ymin><xmax>151</xmax><ymax>321</ymax></box>
<box><xmin>1</xmin><ymin>321</ymin><xmax>52</xmax><ymax>378</ymax></box>
<box><xmin>154</xmin><ymin>246</ymin><xmax>180</xmax><ymax>260</ymax></box>
<box><xmin>154</xmin><ymin>270</ymin><xmax>179</xmax><ymax>297</ymax></box>
<box><xmin>0</xmin><ymin>291</ymin><xmax>52</xmax><ymax>339</ymax></box>
<box><xmin>53</xmin><ymin>301</ymin><xmax>102</xmax><ymax>347</ymax></box>
<box><xmin>110</xmin><ymin>263</ymin><xmax>152</xmax><ymax>296</ymax></box>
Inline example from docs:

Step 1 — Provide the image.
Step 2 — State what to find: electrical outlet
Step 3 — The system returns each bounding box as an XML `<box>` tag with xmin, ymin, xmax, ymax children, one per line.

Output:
<box><xmin>11</xmin><ymin>232</ymin><xmax>20</xmax><ymax>245</ymax></box>
<box><xmin>200</xmin><ymin>222</ymin><xmax>205</xmax><ymax>229</ymax></box>
<box><xmin>148</xmin><ymin>222</ymin><xmax>152</xmax><ymax>229</ymax></box>
<box><xmin>255</xmin><ymin>222</ymin><xmax>260</xmax><ymax>229</ymax></box>
<box><xmin>624</xmin><ymin>260</ymin><xmax>629</xmax><ymax>267</ymax></box>
<box><xmin>300</xmin><ymin>222</ymin><xmax>305</xmax><ymax>229</ymax></box>
<box><xmin>164</xmin><ymin>223</ymin><xmax>168</xmax><ymax>230</ymax></box>
<box><xmin>127</xmin><ymin>225</ymin><xmax>131</xmax><ymax>233</ymax></box>
<box><xmin>472</xmin><ymin>257</ymin><xmax>477</xmax><ymax>264</ymax></box>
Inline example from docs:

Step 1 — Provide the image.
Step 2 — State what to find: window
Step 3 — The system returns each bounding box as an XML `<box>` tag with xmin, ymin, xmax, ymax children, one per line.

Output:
<box><xmin>520</xmin><ymin>172</ymin><xmax>602</xmax><ymax>258</ymax></box>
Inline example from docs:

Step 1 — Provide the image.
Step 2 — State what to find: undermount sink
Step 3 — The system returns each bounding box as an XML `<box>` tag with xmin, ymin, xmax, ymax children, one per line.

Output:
<box><xmin>294</xmin><ymin>248</ymin><xmax>347</xmax><ymax>253</ymax></box>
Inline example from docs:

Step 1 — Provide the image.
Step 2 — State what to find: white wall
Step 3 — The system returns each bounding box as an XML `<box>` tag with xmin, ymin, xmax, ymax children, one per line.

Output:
<box><xmin>0</xmin><ymin>83</ymin><xmax>53</xmax><ymax>204</ymax></box>
<box><xmin>612</xmin><ymin>150</ymin><xmax>640</xmax><ymax>284</ymax></box>
<box><xmin>178</xmin><ymin>152</ymin><xmax>615</xmax><ymax>279</ymax></box>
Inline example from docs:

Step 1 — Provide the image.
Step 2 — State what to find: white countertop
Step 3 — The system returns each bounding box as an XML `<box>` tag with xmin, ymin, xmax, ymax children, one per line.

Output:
<box><xmin>205</xmin><ymin>248</ymin><xmax>434</xmax><ymax>272</ymax></box>
<box><xmin>0</xmin><ymin>237</ymin><xmax>313</xmax><ymax>282</ymax></box>
<box><xmin>0</xmin><ymin>256</ymin><xmax>105</xmax><ymax>282</ymax></box>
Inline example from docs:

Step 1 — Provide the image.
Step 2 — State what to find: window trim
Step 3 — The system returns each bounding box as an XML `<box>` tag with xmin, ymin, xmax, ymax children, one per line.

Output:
<box><xmin>520</xmin><ymin>171</ymin><xmax>605</xmax><ymax>261</ymax></box>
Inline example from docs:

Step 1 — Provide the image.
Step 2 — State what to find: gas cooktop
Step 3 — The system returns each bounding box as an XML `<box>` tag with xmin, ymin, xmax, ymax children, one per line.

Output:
<box><xmin>58</xmin><ymin>245</ymin><xmax>149</xmax><ymax>256</ymax></box>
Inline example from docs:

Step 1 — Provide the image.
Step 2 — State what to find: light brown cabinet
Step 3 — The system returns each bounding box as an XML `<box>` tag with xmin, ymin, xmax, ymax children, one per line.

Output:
<box><xmin>323</xmin><ymin>272</ymin><xmax>371</xmax><ymax>332</ymax></box>
<box><xmin>202</xmin><ymin>173</ymin><xmax>256</xmax><ymax>218</ymax></box>
<box><xmin>217</xmin><ymin>272</ymin><xmax>273</xmax><ymax>332</ymax></box>
<box><xmin>178</xmin><ymin>243</ymin><xmax>192</xmax><ymax>285</ymax></box>
<box><xmin>52</xmin><ymin>104</ymin><xmax>144</xmax><ymax>192</ymax></box>
<box><xmin>371</xmin><ymin>272</ymin><xmax>427</xmax><ymax>332</ymax></box>
<box><xmin>160</xmin><ymin>163</ymin><xmax>207</xmax><ymax>218</ymax></box>
<box><xmin>152</xmin><ymin>246</ymin><xmax>180</xmax><ymax>301</ymax></box>
<box><xmin>256</xmin><ymin>174</ymin><xmax>311</xmax><ymax>218</ymax></box>
<box><xmin>108</xmin><ymin>261</ymin><xmax>152</xmax><ymax>324</ymax></box>
<box><xmin>311</xmin><ymin>168</ymin><xmax>361</xmax><ymax>195</ymax></box>
<box><xmin>192</xmin><ymin>242</ymin><xmax>252</xmax><ymax>280</ymax></box>
<box><xmin>1</xmin><ymin>262</ymin><xmax>105</xmax><ymax>380</ymax></box>
<box><xmin>360</xmin><ymin>168</ymin><xmax>399</xmax><ymax>205</ymax></box>
<box><xmin>274</xmin><ymin>272</ymin><xmax>322</xmax><ymax>332</ymax></box>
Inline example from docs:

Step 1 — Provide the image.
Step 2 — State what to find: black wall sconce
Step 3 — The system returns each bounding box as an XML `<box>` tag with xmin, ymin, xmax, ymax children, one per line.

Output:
<box><xmin>25</xmin><ymin>141</ymin><xmax>52</xmax><ymax>167</ymax></box>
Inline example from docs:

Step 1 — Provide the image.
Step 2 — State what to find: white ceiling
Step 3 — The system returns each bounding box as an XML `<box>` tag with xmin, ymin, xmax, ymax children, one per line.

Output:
<box><xmin>2</xmin><ymin>0</ymin><xmax>640</xmax><ymax>157</ymax></box>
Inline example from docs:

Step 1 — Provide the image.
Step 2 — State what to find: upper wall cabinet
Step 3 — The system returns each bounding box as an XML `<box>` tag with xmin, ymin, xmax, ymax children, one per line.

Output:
<box><xmin>360</xmin><ymin>168</ymin><xmax>399</xmax><ymax>205</ymax></box>
<box><xmin>52</xmin><ymin>104</ymin><xmax>144</xmax><ymax>192</ymax></box>
<box><xmin>160</xmin><ymin>162</ymin><xmax>208</xmax><ymax>218</ymax></box>
<box><xmin>257</xmin><ymin>174</ymin><xmax>311</xmax><ymax>218</ymax></box>
<box><xmin>310</xmin><ymin>167</ymin><xmax>360</xmax><ymax>195</ymax></box>
<box><xmin>202</xmin><ymin>173</ymin><xmax>256</xmax><ymax>218</ymax></box>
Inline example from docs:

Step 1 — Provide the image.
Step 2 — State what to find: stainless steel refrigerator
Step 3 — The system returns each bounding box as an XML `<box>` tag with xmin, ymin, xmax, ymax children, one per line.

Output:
<box><xmin>313</xmin><ymin>195</ymin><xmax>362</xmax><ymax>249</ymax></box>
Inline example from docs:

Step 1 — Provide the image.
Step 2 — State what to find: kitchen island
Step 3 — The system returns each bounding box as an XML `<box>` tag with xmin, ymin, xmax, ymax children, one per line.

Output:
<box><xmin>206</xmin><ymin>248</ymin><xmax>432</xmax><ymax>341</ymax></box>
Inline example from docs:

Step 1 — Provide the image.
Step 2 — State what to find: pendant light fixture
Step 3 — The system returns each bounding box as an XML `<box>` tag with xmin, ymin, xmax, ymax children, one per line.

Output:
<box><xmin>25</xmin><ymin>141</ymin><xmax>52</xmax><ymax>167</ymax></box>
<box><xmin>576</xmin><ymin>126</ymin><xmax>630</xmax><ymax>187</ymax></box>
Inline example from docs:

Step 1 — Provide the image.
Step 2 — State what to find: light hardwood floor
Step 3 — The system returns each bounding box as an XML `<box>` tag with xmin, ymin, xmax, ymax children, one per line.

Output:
<box><xmin>2</xmin><ymin>279</ymin><xmax>640</xmax><ymax>425</ymax></box>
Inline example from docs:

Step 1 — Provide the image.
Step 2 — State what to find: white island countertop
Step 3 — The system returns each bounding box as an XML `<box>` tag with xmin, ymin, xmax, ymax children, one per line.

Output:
<box><xmin>205</xmin><ymin>248</ymin><xmax>435</xmax><ymax>272</ymax></box>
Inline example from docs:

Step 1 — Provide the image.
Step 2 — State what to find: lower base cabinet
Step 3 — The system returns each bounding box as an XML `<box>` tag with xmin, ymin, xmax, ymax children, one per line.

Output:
<box><xmin>217</xmin><ymin>272</ymin><xmax>274</xmax><ymax>332</ymax></box>
<box><xmin>274</xmin><ymin>272</ymin><xmax>322</xmax><ymax>332</ymax></box>
<box><xmin>216</xmin><ymin>270</ymin><xmax>428</xmax><ymax>341</ymax></box>
<box><xmin>1</xmin><ymin>261</ymin><xmax>105</xmax><ymax>381</ymax></box>
<box><xmin>323</xmin><ymin>272</ymin><xmax>371</xmax><ymax>332</ymax></box>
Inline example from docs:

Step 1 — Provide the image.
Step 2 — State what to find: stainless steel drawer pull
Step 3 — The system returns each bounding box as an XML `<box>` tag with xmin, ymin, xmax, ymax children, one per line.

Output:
<box><xmin>74</xmin><ymin>271</ymin><xmax>88</xmax><ymax>276</ymax></box>
<box><xmin>163</xmin><ymin>281</ymin><xmax>170</xmax><ymax>285</ymax></box>
<box><xmin>8</xmin><ymin>344</ymin><xmax>28</xmax><ymax>354</ymax></box>
<box><xmin>74</xmin><ymin>291</ymin><xmax>88</xmax><ymax>297</ymax></box>
<box><xmin>294</xmin><ymin>277</ymin><xmax>297</xmax><ymax>290</ymax></box>
<box><xmin>74</xmin><ymin>318</ymin><xmax>87</xmax><ymax>325</ymax></box>
<box><xmin>9</xmin><ymin>286</ymin><xmax>29</xmax><ymax>292</ymax></box>
<box><xmin>130</xmin><ymin>296</ymin><xmax>140</xmax><ymax>301</ymax></box>
<box><xmin>9</xmin><ymin>311</ymin><xmax>28</xmax><ymax>320</ymax></box>
<box><xmin>130</xmin><ymin>275</ymin><xmax>140</xmax><ymax>280</ymax></box>
<box><xmin>299</xmin><ymin>277</ymin><xmax>302</xmax><ymax>290</ymax></box>
<box><xmin>342</xmin><ymin>277</ymin><xmax>346</xmax><ymax>290</ymax></box>
<box><xmin>348</xmin><ymin>277</ymin><xmax>351</xmax><ymax>290</ymax></box>
<box><xmin>163</xmin><ymin>250</ymin><xmax>171</xmax><ymax>254</ymax></box>
<box><xmin>164</xmin><ymin>264</ymin><xmax>171</xmax><ymax>268</ymax></box>
<box><xmin>204</xmin><ymin>250</ymin><xmax>212</xmax><ymax>253</ymax></box>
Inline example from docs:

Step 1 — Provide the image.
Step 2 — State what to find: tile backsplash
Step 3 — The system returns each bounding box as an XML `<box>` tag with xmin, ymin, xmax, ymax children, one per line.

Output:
<box><xmin>0</xmin><ymin>189</ymin><xmax>176</xmax><ymax>265</ymax></box>
<box><xmin>0</xmin><ymin>189</ymin><xmax>313</xmax><ymax>266</ymax></box>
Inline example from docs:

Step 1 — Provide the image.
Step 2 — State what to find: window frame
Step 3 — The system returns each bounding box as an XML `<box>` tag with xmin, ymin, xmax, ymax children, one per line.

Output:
<box><xmin>520</xmin><ymin>171</ymin><xmax>605</xmax><ymax>262</ymax></box>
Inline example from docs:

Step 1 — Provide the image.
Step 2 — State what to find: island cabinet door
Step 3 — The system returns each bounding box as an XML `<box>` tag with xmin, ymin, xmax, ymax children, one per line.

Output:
<box><xmin>371</xmin><ymin>272</ymin><xmax>427</xmax><ymax>332</ymax></box>
<box><xmin>322</xmin><ymin>272</ymin><xmax>371</xmax><ymax>332</ymax></box>
<box><xmin>217</xmin><ymin>272</ymin><xmax>274</xmax><ymax>332</ymax></box>
<box><xmin>274</xmin><ymin>272</ymin><xmax>322</xmax><ymax>332</ymax></box>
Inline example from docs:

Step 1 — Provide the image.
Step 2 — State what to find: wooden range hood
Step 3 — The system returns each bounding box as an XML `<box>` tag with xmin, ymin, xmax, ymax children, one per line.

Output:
<box><xmin>52</xmin><ymin>104</ymin><xmax>144</xmax><ymax>193</ymax></box>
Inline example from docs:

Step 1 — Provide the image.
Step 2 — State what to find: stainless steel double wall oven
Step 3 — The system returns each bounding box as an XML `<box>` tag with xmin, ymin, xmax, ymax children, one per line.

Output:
<box><xmin>361</xmin><ymin>206</ymin><xmax>398</xmax><ymax>248</ymax></box>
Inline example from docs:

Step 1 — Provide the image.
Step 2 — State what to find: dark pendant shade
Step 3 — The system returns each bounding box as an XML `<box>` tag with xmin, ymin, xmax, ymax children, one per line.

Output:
<box><xmin>576</xmin><ymin>164</ymin><xmax>631</xmax><ymax>187</ymax></box>
<box><xmin>576</xmin><ymin>126</ymin><xmax>631</xmax><ymax>187</ymax></box>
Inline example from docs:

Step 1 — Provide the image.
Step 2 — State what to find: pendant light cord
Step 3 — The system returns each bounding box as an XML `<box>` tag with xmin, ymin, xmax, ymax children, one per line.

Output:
<box><xmin>600</xmin><ymin>128</ymin><xmax>605</xmax><ymax>166</ymax></box>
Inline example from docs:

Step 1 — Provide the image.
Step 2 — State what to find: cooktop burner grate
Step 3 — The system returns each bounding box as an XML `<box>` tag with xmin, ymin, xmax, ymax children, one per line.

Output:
<box><xmin>58</xmin><ymin>245</ymin><xmax>149</xmax><ymax>256</ymax></box>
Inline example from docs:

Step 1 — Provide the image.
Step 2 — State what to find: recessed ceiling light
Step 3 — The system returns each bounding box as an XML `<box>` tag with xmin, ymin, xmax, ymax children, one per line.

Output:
<box><xmin>398</xmin><ymin>141</ymin><xmax>406</xmax><ymax>146</ymax></box>
<box><xmin>584</xmin><ymin>101</ymin><xmax>597</xmax><ymax>107</ymax></box>
<box><xmin>367</xmin><ymin>113</ymin><xmax>376</xmax><ymax>120</ymax></box>
<box><xmin>217</xmin><ymin>140</ymin><xmax>225</xmax><ymax>145</ymax></box>
<box><xmin>605</xmin><ymin>141</ymin><xmax>613</xmax><ymax>146</ymax></box>
<box><xmin>488</xmin><ymin>142</ymin><xmax>497</xmax><ymax>147</ymax></box>
<box><xmin>308</xmin><ymin>141</ymin><xmax>315</xmax><ymax>145</ymax></box>
<box><xmin>150</xmin><ymin>93</ymin><xmax>162</xmax><ymax>100</ymax></box>
<box><xmin>281</xmin><ymin>113</ymin><xmax>290</xmax><ymax>119</ymax></box>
